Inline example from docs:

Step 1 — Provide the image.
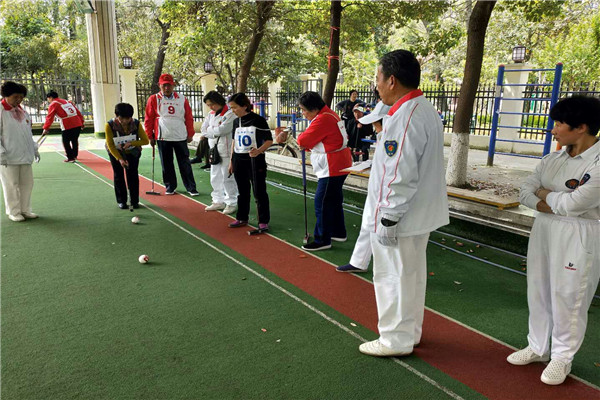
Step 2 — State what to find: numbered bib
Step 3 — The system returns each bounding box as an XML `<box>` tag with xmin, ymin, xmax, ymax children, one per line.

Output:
<box><xmin>61</xmin><ymin>102</ymin><xmax>78</xmax><ymax>117</ymax></box>
<box><xmin>113</xmin><ymin>134</ymin><xmax>137</xmax><ymax>146</ymax></box>
<box><xmin>234</xmin><ymin>126</ymin><xmax>257</xmax><ymax>154</ymax></box>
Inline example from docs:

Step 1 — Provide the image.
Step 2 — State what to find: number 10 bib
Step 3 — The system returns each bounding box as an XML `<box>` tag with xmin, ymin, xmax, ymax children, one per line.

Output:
<box><xmin>234</xmin><ymin>126</ymin><xmax>257</xmax><ymax>154</ymax></box>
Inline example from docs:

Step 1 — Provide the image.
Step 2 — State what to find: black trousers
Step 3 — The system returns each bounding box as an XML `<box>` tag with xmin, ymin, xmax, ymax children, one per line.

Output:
<box><xmin>233</xmin><ymin>156</ymin><xmax>270</xmax><ymax>224</ymax></box>
<box><xmin>351</xmin><ymin>143</ymin><xmax>370</xmax><ymax>162</ymax></box>
<box><xmin>108</xmin><ymin>149</ymin><xmax>141</xmax><ymax>205</ymax></box>
<box><xmin>62</xmin><ymin>126</ymin><xmax>81</xmax><ymax>160</ymax></box>
<box><xmin>157</xmin><ymin>140</ymin><xmax>197</xmax><ymax>193</ymax></box>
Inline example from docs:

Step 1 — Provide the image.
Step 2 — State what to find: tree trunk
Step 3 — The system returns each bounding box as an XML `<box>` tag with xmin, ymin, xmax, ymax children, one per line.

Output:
<box><xmin>322</xmin><ymin>0</ymin><xmax>342</xmax><ymax>107</ymax></box>
<box><xmin>236</xmin><ymin>1</ymin><xmax>275</xmax><ymax>93</ymax></box>
<box><xmin>151</xmin><ymin>19</ymin><xmax>171</xmax><ymax>94</ymax></box>
<box><xmin>445</xmin><ymin>0</ymin><xmax>495</xmax><ymax>188</ymax></box>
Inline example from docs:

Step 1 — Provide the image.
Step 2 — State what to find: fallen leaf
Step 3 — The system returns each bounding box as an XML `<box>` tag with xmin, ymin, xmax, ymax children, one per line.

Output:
<box><xmin>456</xmin><ymin>242</ymin><xmax>464</xmax><ymax>247</ymax></box>
<box><xmin>261</xmin><ymin>328</ymin><xmax>267</xmax><ymax>332</ymax></box>
<box><xmin>594</xmin><ymin>362</ymin><xmax>600</xmax><ymax>367</ymax></box>
<box><xmin>476</xmin><ymin>244</ymin><xmax>481</xmax><ymax>248</ymax></box>
<box><xmin>276</xmin><ymin>339</ymin><xmax>281</xmax><ymax>343</ymax></box>
<box><xmin>242</xmin><ymin>277</ymin><xmax>247</xmax><ymax>280</ymax></box>
<box><xmin>350</xmin><ymin>322</ymin><xmax>357</xmax><ymax>327</ymax></box>
<box><xmin>429</xmin><ymin>272</ymin><xmax>435</xmax><ymax>276</ymax></box>
<box><xmin>522</xmin><ymin>268</ymin><xmax>526</xmax><ymax>271</ymax></box>
<box><xmin>459</xmin><ymin>289</ymin><xmax>464</xmax><ymax>292</ymax></box>
<box><xmin>453</xmin><ymin>281</ymin><xmax>462</xmax><ymax>285</ymax></box>
<box><xmin>299</xmin><ymin>255</ymin><xmax>307</xmax><ymax>258</ymax></box>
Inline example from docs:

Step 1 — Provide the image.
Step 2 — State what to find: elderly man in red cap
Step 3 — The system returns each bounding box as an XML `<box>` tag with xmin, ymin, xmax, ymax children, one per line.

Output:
<box><xmin>144</xmin><ymin>73</ymin><xmax>199</xmax><ymax>196</ymax></box>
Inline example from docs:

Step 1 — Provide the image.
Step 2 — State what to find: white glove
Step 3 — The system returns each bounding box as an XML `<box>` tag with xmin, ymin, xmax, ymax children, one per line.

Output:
<box><xmin>34</xmin><ymin>151</ymin><xmax>40</xmax><ymax>163</ymax></box>
<box><xmin>376</xmin><ymin>217</ymin><xmax>398</xmax><ymax>247</ymax></box>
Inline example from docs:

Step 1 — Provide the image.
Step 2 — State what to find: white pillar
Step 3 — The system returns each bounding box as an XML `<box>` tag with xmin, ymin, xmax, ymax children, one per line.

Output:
<box><xmin>268</xmin><ymin>80</ymin><xmax>281</xmax><ymax>128</ymax></box>
<box><xmin>85</xmin><ymin>0</ymin><xmax>120</xmax><ymax>137</ymax></box>
<box><xmin>200</xmin><ymin>74</ymin><xmax>217</xmax><ymax>117</ymax></box>
<box><xmin>498</xmin><ymin>63</ymin><xmax>529</xmax><ymax>152</ymax></box>
<box><xmin>118</xmin><ymin>69</ymin><xmax>139</xmax><ymax>119</ymax></box>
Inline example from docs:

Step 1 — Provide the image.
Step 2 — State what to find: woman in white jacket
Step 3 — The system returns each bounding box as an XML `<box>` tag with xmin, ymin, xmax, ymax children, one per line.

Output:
<box><xmin>201</xmin><ymin>91</ymin><xmax>238</xmax><ymax>215</ymax></box>
<box><xmin>0</xmin><ymin>81</ymin><xmax>40</xmax><ymax>222</ymax></box>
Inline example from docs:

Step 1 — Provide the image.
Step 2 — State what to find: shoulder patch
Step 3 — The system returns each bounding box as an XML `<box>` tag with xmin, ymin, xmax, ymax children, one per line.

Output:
<box><xmin>384</xmin><ymin>140</ymin><xmax>398</xmax><ymax>157</ymax></box>
<box><xmin>580</xmin><ymin>173</ymin><xmax>591</xmax><ymax>186</ymax></box>
<box><xmin>565</xmin><ymin>178</ymin><xmax>580</xmax><ymax>189</ymax></box>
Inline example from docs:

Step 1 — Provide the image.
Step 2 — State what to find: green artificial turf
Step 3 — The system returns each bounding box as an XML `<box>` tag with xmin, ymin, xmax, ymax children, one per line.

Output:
<box><xmin>2</xmin><ymin>151</ymin><xmax>485</xmax><ymax>400</ymax></box>
<box><xmin>2</xmin><ymin>149</ymin><xmax>598</xmax><ymax>400</ymax></box>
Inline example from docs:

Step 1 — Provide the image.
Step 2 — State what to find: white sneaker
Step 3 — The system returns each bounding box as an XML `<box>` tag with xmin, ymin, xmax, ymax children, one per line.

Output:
<box><xmin>541</xmin><ymin>359</ymin><xmax>571</xmax><ymax>385</ymax></box>
<box><xmin>507</xmin><ymin>346</ymin><xmax>549</xmax><ymax>365</ymax></box>
<box><xmin>8</xmin><ymin>214</ymin><xmax>25</xmax><ymax>222</ymax></box>
<box><xmin>222</xmin><ymin>205</ymin><xmax>237</xmax><ymax>215</ymax></box>
<box><xmin>22</xmin><ymin>212</ymin><xmax>38</xmax><ymax>219</ymax></box>
<box><xmin>205</xmin><ymin>203</ymin><xmax>225</xmax><ymax>211</ymax></box>
<box><xmin>359</xmin><ymin>340</ymin><xmax>412</xmax><ymax>357</ymax></box>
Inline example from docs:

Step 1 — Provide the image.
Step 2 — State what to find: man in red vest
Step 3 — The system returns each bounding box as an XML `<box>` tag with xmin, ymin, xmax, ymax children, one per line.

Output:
<box><xmin>42</xmin><ymin>91</ymin><xmax>85</xmax><ymax>162</ymax></box>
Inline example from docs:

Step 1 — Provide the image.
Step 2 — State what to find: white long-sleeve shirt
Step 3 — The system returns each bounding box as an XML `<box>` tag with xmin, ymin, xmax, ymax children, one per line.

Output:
<box><xmin>0</xmin><ymin>99</ymin><xmax>37</xmax><ymax>165</ymax></box>
<box><xmin>520</xmin><ymin>140</ymin><xmax>600</xmax><ymax>220</ymax></box>
<box><xmin>364</xmin><ymin>89</ymin><xmax>449</xmax><ymax>236</ymax></box>
<box><xmin>201</xmin><ymin>106</ymin><xmax>235</xmax><ymax>156</ymax></box>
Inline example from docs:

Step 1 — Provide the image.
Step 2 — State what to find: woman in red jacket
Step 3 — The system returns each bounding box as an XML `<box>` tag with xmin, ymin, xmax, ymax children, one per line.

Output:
<box><xmin>297</xmin><ymin>91</ymin><xmax>352</xmax><ymax>251</ymax></box>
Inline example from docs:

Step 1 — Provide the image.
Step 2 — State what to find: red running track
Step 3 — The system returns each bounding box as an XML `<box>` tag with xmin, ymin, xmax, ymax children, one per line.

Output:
<box><xmin>79</xmin><ymin>150</ymin><xmax>600</xmax><ymax>400</ymax></box>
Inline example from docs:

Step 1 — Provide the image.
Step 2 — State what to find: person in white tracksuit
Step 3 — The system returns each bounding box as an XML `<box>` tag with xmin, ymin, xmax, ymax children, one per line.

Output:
<box><xmin>358</xmin><ymin>50</ymin><xmax>449</xmax><ymax>357</ymax></box>
<box><xmin>336</xmin><ymin>101</ymin><xmax>390</xmax><ymax>273</ymax></box>
<box><xmin>0</xmin><ymin>81</ymin><xmax>40</xmax><ymax>222</ymax></box>
<box><xmin>507</xmin><ymin>95</ymin><xmax>600</xmax><ymax>386</ymax></box>
<box><xmin>200</xmin><ymin>91</ymin><xmax>238</xmax><ymax>215</ymax></box>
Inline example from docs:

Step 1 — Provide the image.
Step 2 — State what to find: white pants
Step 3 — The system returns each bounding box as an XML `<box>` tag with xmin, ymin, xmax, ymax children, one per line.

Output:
<box><xmin>370</xmin><ymin>232</ymin><xmax>430</xmax><ymax>351</ymax></box>
<box><xmin>527</xmin><ymin>213</ymin><xmax>600</xmax><ymax>363</ymax></box>
<box><xmin>0</xmin><ymin>164</ymin><xmax>34</xmax><ymax>217</ymax></box>
<box><xmin>349</xmin><ymin>227</ymin><xmax>372</xmax><ymax>270</ymax></box>
<box><xmin>210</xmin><ymin>156</ymin><xmax>238</xmax><ymax>206</ymax></box>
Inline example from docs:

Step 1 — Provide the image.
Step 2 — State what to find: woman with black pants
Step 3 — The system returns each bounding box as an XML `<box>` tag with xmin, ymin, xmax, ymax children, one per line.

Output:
<box><xmin>105</xmin><ymin>103</ymin><xmax>149</xmax><ymax>209</ymax></box>
<box><xmin>227</xmin><ymin>93</ymin><xmax>273</xmax><ymax>231</ymax></box>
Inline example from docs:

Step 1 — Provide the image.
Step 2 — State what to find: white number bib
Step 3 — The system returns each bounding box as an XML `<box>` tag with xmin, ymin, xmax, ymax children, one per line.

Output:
<box><xmin>234</xmin><ymin>126</ymin><xmax>257</xmax><ymax>154</ymax></box>
<box><xmin>61</xmin><ymin>102</ymin><xmax>78</xmax><ymax>117</ymax></box>
<box><xmin>113</xmin><ymin>134</ymin><xmax>137</xmax><ymax>146</ymax></box>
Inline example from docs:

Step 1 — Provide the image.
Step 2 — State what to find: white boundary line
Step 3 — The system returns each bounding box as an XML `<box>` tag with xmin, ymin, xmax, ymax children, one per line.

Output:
<box><xmin>73</xmin><ymin>151</ymin><xmax>464</xmax><ymax>400</ymax></box>
<box><xmin>76</xmin><ymin>150</ymin><xmax>600</xmax><ymax>392</ymax></box>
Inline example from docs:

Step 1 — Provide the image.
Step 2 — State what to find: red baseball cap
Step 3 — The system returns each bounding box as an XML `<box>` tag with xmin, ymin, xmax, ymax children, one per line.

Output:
<box><xmin>158</xmin><ymin>74</ymin><xmax>175</xmax><ymax>85</ymax></box>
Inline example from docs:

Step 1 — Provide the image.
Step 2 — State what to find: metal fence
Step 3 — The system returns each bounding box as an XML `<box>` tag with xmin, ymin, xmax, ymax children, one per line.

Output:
<box><xmin>0</xmin><ymin>74</ymin><xmax>93</xmax><ymax>123</ymax></box>
<box><xmin>520</xmin><ymin>81</ymin><xmax>600</xmax><ymax>140</ymax></box>
<box><xmin>136</xmin><ymin>85</ymin><xmax>270</xmax><ymax>122</ymax></box>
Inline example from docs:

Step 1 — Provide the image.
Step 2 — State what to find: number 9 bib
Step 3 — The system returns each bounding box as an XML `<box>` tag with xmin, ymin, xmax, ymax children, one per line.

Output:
<box><xmin>234</xmin><ymin>126</ymin><xmax>257</xmax><ymax>154</ymax></box>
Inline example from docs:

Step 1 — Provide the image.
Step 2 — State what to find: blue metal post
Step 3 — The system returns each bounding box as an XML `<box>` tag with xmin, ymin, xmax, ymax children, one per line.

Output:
<box><xmin>292</xmin><ymin>112</ymin><xmax>297</xmax><ymax>136</ymax></box>
<box><xmin>257</xmin><ymin>99</ymin><xmax>266</xmax><ymax>118</ymax></box>
<box><xmin>487</xmin><ymin>65</ymin><xmax>505</xmax><ymax>166</ymax></box>
<box><xmin>543</xmin><ymin>63</ymin><xmax>563</xmax><ymax>156</ymax></box>
<box><xmin>277</xmin><ymin>112</ymin><xmax>281</xmax><ymax>128</ymax></box>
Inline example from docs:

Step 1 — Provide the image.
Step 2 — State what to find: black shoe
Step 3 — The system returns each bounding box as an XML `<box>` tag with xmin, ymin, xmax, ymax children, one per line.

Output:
<box><xmin>302</xmin><ymin>241</ymin><xmax>332</xmax><ymax>251</ymax></box>
<box><xmin>190</xmin><ymin>157</ymin><xmax>201</xmax><ymax>164</ymax></box>
<box><xmin>131</xmin><ymin>203</ymin><xmax>140</xmax><ymax>209</ymax></box>
<box><xmin>201</xmin><ymin>164</ymin><xmax>211</xmax><ymax>169</ymax></box>
<box><xmin>118</xmin><ymin>203</ymin><xmax>128</xmax><ymax>209</ymax></box>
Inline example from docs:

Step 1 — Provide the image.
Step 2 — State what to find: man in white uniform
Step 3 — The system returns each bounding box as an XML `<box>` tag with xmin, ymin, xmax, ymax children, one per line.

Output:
<box><xmin>358</xmin><ymin>50</ymin><xmax>449</xmax><ymax>357</ymax></box>
<box><xmin>508</xmin><ymin>95</ymin><xmax>600</xmax><ymax>385</ymax></box>
<box><xmin>337</xmin><ymin>101</ymin><xmax>390</xmax><ymax>273</ymax></box>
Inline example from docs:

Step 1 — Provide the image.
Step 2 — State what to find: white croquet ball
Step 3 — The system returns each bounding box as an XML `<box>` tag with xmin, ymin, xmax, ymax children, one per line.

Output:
<box><xmin>131</xmin><ymin>216</ymin><xmax>140</xmax><ymax>224</ymax></box>
<box><xmin>138</xmin><ymin>254</ymin><xmax>149</xmax><ymax>264</ymax></box>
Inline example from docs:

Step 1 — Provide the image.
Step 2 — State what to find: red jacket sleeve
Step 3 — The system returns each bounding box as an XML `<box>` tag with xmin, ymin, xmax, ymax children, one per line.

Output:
<box><xmin>144</xmin><ymin>95</ymin><xmax>157</xmax><ymax>140</ymax></box>
<box><xmin>43</xmin><ymin>103</ymin><xmax>58</xmax><ymax>130</ymax></box>
<box><xmin>297</xmin><ymin>113</ymin><xmax>333</xmax><ymax>150</ymax></box>
<box><xmin>184</xmin><ymin>98</ymin><xmax>195</xmax><ymax>138</ymax></box>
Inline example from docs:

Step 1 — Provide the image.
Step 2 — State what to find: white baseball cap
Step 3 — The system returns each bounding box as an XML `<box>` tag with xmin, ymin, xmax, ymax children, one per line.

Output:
<box><xmin>358</xmin><ymin>101</ymin><xmax>391</xmax><ymax>124</ymax></box>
